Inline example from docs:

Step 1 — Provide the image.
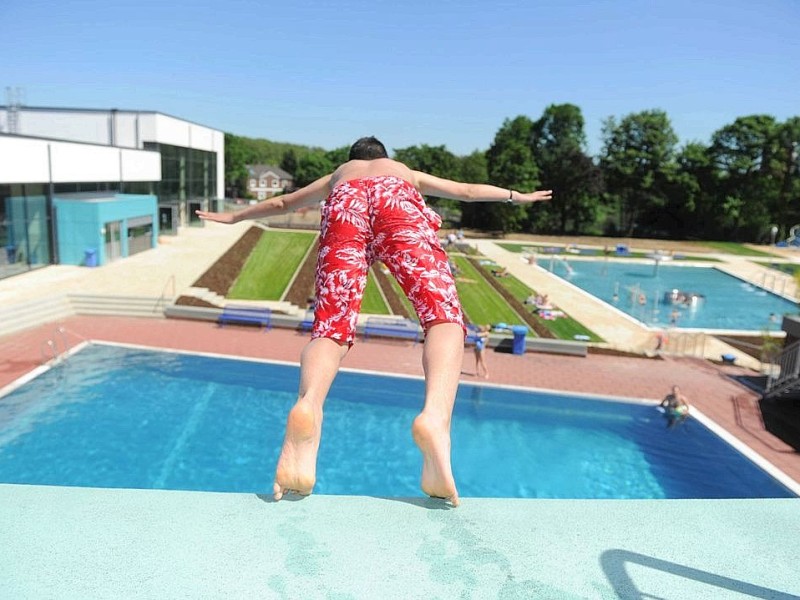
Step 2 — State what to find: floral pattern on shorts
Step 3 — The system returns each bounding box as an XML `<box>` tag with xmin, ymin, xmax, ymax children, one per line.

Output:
<box><xmin>312</xmin><ymin>176</ymin><xmax>465</xmax><ymax>345</ymax></box>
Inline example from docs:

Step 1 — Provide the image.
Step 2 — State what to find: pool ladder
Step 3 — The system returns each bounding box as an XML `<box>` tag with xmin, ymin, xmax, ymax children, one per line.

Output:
<box><xmin>759</xmin><ymin>271</ymin><xmax>796</xmax><ymax>299</ymax></box>
<box><xmin>39</xmin><ymin>326</ymin><xmax>71</xmax><ymax>365</ymax></box>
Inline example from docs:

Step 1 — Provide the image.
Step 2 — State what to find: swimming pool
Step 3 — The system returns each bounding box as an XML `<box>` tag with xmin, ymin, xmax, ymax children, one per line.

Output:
<box><xmin>548</xmin><ymin>260</ymin><xmax>796</xmax><ymax>330</ymax></box>
<box><xmin>0</xmin><ymin>343</ymin><xmax>794</xmax><ymax>499</ymax></box>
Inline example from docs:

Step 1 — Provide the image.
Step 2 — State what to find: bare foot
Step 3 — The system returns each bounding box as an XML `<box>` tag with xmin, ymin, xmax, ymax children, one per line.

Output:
<box><xmin>273</xmin><ymin>401</ymin><xmax>321</xmax><ymax>501</ymax></box>
<box><xmin>412</xmin><ymin>413</ymin><xmax>459</xmax><ymax>506</ymax></box>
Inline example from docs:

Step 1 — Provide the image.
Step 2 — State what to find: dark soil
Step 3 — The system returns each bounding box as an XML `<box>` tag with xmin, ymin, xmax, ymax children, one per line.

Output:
<box><xmin>373</xmin><ymin>263</ymin><xmax>412</xmax><ymax>318</ymax></box>
<box><xmin>714</xmin><ymin>334</ymin><xmax>774</xmax><ymax>360</ymax></box>
<box><xmin>175</xmin><ymin>226</ymin><xmax>263</xmax><ymax>308</ymax></box>
<box><xmin>284</xmin><ymin>240</ymin><xmax>319</xmax><ymax>307</ymax></box>
<box><xmin>194</xmin><ymin>226</ymin><xmax>264</xmax><ymax>295</ymax></box>
<box><xmin>174</xmin><ymin>296</ymin><xmax>220</xmax><ymax>308</ymax></box>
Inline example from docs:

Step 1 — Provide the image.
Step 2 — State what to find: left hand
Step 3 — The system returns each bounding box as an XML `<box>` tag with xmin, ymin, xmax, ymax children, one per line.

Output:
<box><xmin>515</xmin><ymin>190</ymin><xmax>553</xmax><ymax>203</ymax></box>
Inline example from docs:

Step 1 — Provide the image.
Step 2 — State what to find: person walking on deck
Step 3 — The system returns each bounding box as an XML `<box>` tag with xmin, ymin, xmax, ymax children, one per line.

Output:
<box><xmin>197</xmin><ymin>136</ymin><xmax>552</xmax><ymax>506</ymax></box>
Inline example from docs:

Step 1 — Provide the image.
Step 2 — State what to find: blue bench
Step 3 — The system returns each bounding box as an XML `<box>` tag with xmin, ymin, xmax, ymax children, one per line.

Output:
<box><xmin>298</xmin><ymin>310</ymin><xmax>314</xmax><ymax>333</ymax></box>
<box><xmin>364</xmin><ymin>317</ymin><xmax>421</xmax><ymax>344</ymax></box>
<box><xmin>218</xmin><ymin>305</ymin><xmax>272</xmax><ymax>331</ymax></box>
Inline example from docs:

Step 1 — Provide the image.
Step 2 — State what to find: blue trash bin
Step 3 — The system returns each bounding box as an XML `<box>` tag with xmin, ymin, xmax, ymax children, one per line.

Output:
<box><xmin>84</xmin><ymin>248</ymin><xmax>98</xmax><ymax>267</ymax></box>
<box><xmin>511</xmin><ymin>325</ymin><xmax>528</xmax><ymax>355</ymax></box>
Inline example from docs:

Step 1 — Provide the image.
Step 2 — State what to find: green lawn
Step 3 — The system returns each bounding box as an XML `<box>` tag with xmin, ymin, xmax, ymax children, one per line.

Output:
<box><xmin>496</xmin><ymin>242</ymin><xmax>721</xmax><ymax>262</ymax></box>
<box><xmin>757</xmin><ymin>261</ymin><xmax>800</xmax><ymax>276</ymax></box>
<box><xmin>361</xmin><ymin>270</ymin><xmax>390</xmax><ymax>315</ymax></box>
<box><xmin>473</xmin><ymin>261</ymin><xmax>603</xmax><ymax>342</ymax></box>
<box><xmin>452</xmin><ymin>256</ymin><xmax>526</xmax><ymax>327</ymax></box>
<box><xmin>229</xmin><ymin>231</ymin><xmax>316</xmax><ymax>300</ymax></box>
<box><xmin>702</xmin><ymin>241</ymin><xmax>780</xmax><ymax>257</ymax></box>
<box><xmin>383</xmin><ymin>270</ymin><xmax>418</xmax><ymax>318</ymax></box>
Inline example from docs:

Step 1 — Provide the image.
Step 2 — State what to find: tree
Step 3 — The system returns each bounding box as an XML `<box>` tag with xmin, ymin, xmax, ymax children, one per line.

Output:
<box><xmin>668</xmin><ymin>142</ymin><xmax>716</xmax><ymax>238</ymax></box>
<box><xmin>280</xmin><ymin>149</ymin><xmax>298</xmax><ymax>176</ymax></box>
<box><xmin>458</xmin><ymin>151</ymin><xmax>489</xmax><ymax>229</ymax></box>
<box><xmin>774</xmin><ymin>117</ymin><xmax>800</xmax><ymax>234</ymax></box>
<box><xmin>484</xmin><ymin>116</ymin><xmax>539</xmax><ymax>233</ymax></box>
<box><xmin>294</xmin><ymin>152</ymin><xmax>335</xmax><ymax>187</ymax></box>
<box><xmin>393</xmin><ymin>144</ymin><xmax>463</xmax><ymax>221</ymax></box>
<box><xmin>531</xmin><ymin>104</ymin><xmax>603</xmax><ymax>234</ymax></box>
<box><xmin>600</xmin><ymin>110</ymin><xmax>678</xmax><ymax>236</ymax></box>
<box><xmin>325</xmin><ymin>145</ymin><xmax>350</xmax><ymax>166</ymax></box>
<box><xmin>393</xmin><ymin>144</ymin><xmax>461</xmax><ymax>180</ymax></box>
<box><xmin>708</xmin><ymin>115</ymin><xmax>779</xmax><ymax>240</ymax></box>
<box><xmin>224</xmin><ymin>133</ymin><xmax>250</xmax><ymax>197</ymax></box>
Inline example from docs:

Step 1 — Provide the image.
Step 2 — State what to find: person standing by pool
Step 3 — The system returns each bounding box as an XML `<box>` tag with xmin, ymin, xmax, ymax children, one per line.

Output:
<box><xmin>197</xmin><ymin>136</ymin><xmax>552</xmax><ymax>506</ymax></box>
<box><xmin>474</xmin><ymin>324</ymin><xmax>491</xmax><ymax>379</ymax></box>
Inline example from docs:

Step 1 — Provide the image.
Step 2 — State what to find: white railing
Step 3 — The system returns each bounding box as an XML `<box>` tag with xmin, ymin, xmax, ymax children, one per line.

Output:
<box><xmin>153</xmin><ymin>274</ymin><xmax>176</xmax><ymax>313</ymax></box>
<box><xmin>767</xmin><ymin>339</ymin><xmax>800</xmax><ymax>393</ymax></box>
<box><xmin>665</xmin><ymin>331</ymin><xmax>707</xmax><ymax>358</ymax></box>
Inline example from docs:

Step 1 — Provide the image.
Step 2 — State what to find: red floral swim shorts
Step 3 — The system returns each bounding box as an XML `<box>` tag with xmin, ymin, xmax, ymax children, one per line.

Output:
<box><xmin>312</xmin><ymin>175</ymin><xmax>465</xmax><ymax>345</ymax></box>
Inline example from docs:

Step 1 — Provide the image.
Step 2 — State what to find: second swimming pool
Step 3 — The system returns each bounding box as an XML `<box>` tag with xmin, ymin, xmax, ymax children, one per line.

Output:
<box><xmin>547</xmin><ymin>260</ymin><xmax>795</xmax><ymax>331</ymax></box>
<box><xmin>0</xmin><ymin>343</ymin><xmax>794</xmax><ymax>499</ymax></box>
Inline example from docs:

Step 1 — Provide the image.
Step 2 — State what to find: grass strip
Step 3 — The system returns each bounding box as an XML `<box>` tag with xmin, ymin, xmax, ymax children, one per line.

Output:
<box><xmin>361</xmin><ymin>270</ymin><xmax>390</xmax><ymax>315</ymax></box>
<box><xmin>700</xmin><ymin>242</ymin><xmax>780</xmax><ymax>257</ymax></box>
<box><xmin>474</xmin><ymin>259</ymin><xmax>603</xmax><ymax>342</ymax></box>
<box><xmin>229</xmin><ymin>230</ymin><xmax>316</xmax><ymax>300</ymax></box>
<box><xmin>452</xmin><ymin>255</ymin><xmax>526</xmax><ymax>327</ymax></box>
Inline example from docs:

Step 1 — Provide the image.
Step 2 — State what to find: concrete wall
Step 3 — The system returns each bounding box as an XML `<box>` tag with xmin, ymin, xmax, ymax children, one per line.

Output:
<box><xmin>1</xmin><ymin>108</ymin><xmax>224</xmax><ymax>197</ymax></box>
<box><xmin>0</xmin><ymin>135</ymin><xmax>161</xmax><ymax>185</ymax></box>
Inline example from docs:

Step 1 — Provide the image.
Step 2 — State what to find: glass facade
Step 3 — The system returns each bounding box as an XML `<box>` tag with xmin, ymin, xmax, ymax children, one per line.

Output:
<box><xmin>0</xmin><ymin>184</ymin><xmax>52</xmax><ymax>279</ymax></box>
<box><xmin>1</xmin><ymin>138</ymin><xmax>216</xmax><ymax>280</ymax></box>
<box><xmin>144</xmin><ymin>142</ymin><xmax>217</xmax><ymax>231</ymax></box>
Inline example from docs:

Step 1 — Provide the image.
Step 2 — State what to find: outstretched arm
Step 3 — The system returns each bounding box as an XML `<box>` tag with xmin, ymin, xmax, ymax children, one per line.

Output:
<box><xmin>414</xmin><ymin>172</ymin><xmax>552</xmax><ymax>204</ymax></box>
<box><xmin>196</xmin><ymin>174</ymin><xmax>332</xmax><ymax>224</ymax></box>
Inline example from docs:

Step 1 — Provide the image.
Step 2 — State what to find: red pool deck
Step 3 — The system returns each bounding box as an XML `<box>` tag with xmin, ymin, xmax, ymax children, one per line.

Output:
<box><xmin>2</xmin><ymin>314</ymin><xmax>799</xmax><ymax>488</ymax></box>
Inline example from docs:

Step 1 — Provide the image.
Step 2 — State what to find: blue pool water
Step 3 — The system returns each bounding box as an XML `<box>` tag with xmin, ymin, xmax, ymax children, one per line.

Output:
<box><xmin>549</xmin><ymin>260</ymin><xmax>796</xmax><ymax>330</ymax></box>
<box><xmin>0</xmin><ymin>344</ymin><xmax>794</xmax><ymax>499</ymax></box>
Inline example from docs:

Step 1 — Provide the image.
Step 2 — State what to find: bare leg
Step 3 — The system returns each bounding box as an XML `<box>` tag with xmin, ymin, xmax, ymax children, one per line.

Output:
<box><xmin>273</xmin><ymin>337</ymin><xmax>348</xmax><ymax>501</ymax></box>
<box><xmin>412</xmin><ymin>322</ymin><xmax>463</xmax><ymax>506</ymax></box>
<box><xmin>478</xmin><ymin>351</ymin><xmax>490</xmax><ymax>379</ymax></box>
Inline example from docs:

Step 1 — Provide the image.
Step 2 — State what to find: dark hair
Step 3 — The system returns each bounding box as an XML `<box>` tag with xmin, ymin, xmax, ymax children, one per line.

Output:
<box><xmin>348</xmin><ymin>136</ymin><xmax>388</xmax><ymax>160</ymax></box>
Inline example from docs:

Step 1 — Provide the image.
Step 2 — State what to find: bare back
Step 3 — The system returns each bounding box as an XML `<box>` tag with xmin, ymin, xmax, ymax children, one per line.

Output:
<box><xmin>330</xmin><ymin>159</ymin><xmax>419</xmax><ymax>190</ymax></box>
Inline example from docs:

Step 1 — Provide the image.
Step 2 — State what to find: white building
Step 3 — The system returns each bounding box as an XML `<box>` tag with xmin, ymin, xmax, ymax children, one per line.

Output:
<box><xmin>0</xmin><ymin>106</ymin><xmax>225</xmax><ymax>279</ymax></box>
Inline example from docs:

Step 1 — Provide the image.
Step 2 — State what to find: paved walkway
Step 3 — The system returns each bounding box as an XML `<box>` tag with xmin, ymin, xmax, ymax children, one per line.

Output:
<box><xmin>0</xmin><ymin>221</ymin><xmax>253</xmax><ymax>305</ymax></box>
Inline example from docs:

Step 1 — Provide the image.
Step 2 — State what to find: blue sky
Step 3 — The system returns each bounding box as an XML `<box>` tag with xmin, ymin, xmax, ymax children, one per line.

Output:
<box><xmin>2</xmin><ymin>0</ymin><xmax>798</xmax><ymax>156</ymax></box>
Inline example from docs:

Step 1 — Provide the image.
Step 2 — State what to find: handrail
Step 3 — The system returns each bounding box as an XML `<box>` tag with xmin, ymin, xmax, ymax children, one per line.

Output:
<box><xmin>153</xmin><ymin>274</ymin><xmax>176</xmax><ymax>314</ymax></box>
<box><xmin>767</xmin><ymin>338</ymin><xmax>800</xmax><ymax>392</ymax></box>
<box><xmin>664</xmin><ymin>331</ymin><xmax>706</xmax><ymax>358</ymax></box>
<box><xmin>40</xmin><ymin>339</ymin><xmax>57</xmax><ymax>365</ymax></box>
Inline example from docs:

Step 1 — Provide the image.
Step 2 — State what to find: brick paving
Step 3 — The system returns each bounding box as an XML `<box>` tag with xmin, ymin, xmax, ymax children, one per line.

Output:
<box><xmin>2</xmin><ymin>314</ymin><xmax>798</xmax><ymax>488</ymax></box>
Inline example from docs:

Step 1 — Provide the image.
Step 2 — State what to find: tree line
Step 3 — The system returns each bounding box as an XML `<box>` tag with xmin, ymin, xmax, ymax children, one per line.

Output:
<box><xmin>225</xmin><ymin>105</ymin><xmax>800</xmax><ymax>242</ymax></box>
